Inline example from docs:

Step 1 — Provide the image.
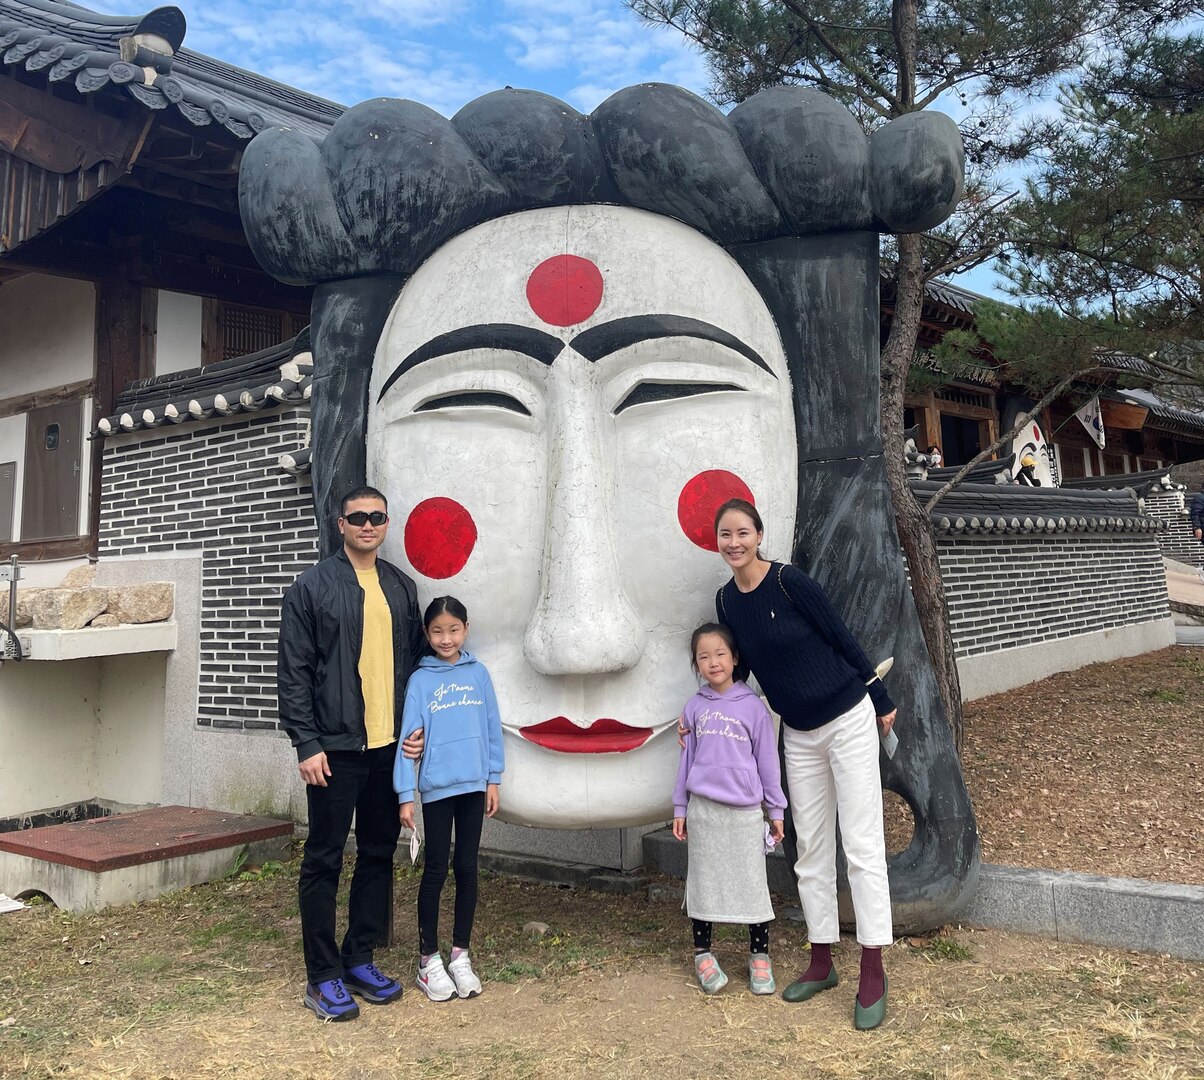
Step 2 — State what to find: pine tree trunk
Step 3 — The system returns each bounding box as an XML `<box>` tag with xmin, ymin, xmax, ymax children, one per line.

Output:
<box><xmin>881</xmin><ymin>232</ymin><xmax>965</xmax><ymax>751</ymax></box>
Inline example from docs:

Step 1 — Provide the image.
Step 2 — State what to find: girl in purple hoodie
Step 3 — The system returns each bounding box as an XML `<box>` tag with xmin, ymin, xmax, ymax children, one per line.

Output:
<box><xmin>673</xmin><ymin>622</ymin><xmax>787</xmax><ymax>996</ymax></box>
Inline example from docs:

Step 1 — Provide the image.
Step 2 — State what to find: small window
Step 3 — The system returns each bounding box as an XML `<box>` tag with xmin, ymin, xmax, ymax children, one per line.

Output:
<box><xmin>202</xmin><ymin>300</ymin><xmax>307</xmax><ymax>365</ymax></box>
<box><xmin>44</xmin><ymin>423</ymin><xmax>60</xmax><ymax>451</ymax></box>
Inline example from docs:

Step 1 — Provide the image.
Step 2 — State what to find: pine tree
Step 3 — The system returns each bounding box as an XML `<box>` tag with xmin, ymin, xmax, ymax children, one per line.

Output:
<box><xmin>626</xmin><ymin>0</ymin><xmax>1196</xmax><ymax>747</ymax></box>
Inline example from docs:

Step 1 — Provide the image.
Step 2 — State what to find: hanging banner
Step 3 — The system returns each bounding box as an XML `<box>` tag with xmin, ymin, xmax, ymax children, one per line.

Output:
<box><xmin>1075</xmin><ymin>396</ymin><xmax>1106</xmax><ymax>448</ymax></box>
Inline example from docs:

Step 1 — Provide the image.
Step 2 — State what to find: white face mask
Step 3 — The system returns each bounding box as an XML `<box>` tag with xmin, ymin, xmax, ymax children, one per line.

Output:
<box><xmin>368</xmin><ymin>205</ymin><xmax>797</xmax><ymax>828</ymax></box>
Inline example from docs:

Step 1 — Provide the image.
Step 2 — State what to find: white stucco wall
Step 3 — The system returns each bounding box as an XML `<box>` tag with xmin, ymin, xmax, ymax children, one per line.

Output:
<box><xmin>0</xmin><ymin>274</ymin><xmax>94</xmax><ymax>398</ymax></box>
<box><xmin>94</xmin><ymin>652</ymin><xmax>166</xmax><ymax>806</ymax></box>
<box><xmin>0</xmin><ymin>651</ymin><xmax>167</xmax><ymax>819</ymax></box>
<box><xmin>155</xmin><ymin>291</ymin><xmax>202</xmax><ymax>376</ymax></box>
<box><xmin>0</xmin><ymin>657</ymin><xmax>101</xmax><ymax>818</ymax></box>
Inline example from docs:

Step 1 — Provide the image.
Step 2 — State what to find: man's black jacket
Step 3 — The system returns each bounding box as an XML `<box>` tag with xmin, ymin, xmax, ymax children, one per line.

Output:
<box><xmin>277</xmin><ymin>548</ymin><xmax>424</xmax><ymax>762</ymax></box>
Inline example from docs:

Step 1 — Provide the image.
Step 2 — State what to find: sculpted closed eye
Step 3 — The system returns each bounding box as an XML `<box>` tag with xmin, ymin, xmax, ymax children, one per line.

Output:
<box><xmin>416</xmin><ymin>391</ymin><xmax>530</xmax><ymax>416</ymax></box>
<box><xmin>614</xmin><ymin>382</ymin><xmax>745</xmax><ymax>415</ymax></box>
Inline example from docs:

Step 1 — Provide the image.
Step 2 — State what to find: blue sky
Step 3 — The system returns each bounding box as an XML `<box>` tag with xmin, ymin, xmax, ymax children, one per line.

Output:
<box><xmin>93</xmin><ymin>0</ymin><xmax>1006</xmax><ymax>295</ymax></box>
<box><xmin>147</xmin><ymin>0</ymin><xmax>712</xmax><ymax>117</ymax></box>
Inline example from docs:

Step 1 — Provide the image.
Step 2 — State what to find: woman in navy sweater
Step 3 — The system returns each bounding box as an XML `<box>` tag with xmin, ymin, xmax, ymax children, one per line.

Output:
<box><xmin>713</xmin><ymin>498</ymin><xmax>897</xmax><ymax>1030</ymax></box>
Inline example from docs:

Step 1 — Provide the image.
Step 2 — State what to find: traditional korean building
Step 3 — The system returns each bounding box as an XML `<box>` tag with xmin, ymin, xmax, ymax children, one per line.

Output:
<box><xmin>0</xmin><ymin>0</ymin><xmax>330</xmax><ymax>578</ymax></box>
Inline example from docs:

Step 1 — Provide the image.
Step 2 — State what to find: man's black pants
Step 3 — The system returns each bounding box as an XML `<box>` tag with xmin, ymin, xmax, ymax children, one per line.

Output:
<box><xmin>299</xmin><ymin>744</ymin><xmax>400</xmax><ymax>983</ymax></box>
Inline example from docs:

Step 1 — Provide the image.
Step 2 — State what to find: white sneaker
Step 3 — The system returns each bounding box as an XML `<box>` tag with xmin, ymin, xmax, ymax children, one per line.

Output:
<box><xmin>416</xmin><ymin>954</ymin><xmax>456</xmax><ymax>1002</ymax></box>
<box><xmin>447</xmin><ymin>951</ymin><xmax>483</xmax><ymax>998</ymax></box>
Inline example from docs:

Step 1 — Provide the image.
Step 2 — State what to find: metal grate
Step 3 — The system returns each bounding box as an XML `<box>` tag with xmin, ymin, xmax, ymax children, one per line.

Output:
<box><xmin>221</xmin><ymin>304</ymin><xmax>284</xmax><ymax>362</ymax></box>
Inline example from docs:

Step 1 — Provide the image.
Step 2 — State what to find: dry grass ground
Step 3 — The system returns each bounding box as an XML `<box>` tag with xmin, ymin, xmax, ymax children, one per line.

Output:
<box><xmin>2</xmin><ymin>864</ymin><xmax>1203</xmax><ymax>1079</ymax></box>
<box><xmin>3</xmin><ymin>646</ymin><xmax>1202</xmax><ymax>1078</ymax></box>
<box><xmin>958</xmin><ymin>646</ymin><xmax>1204</xmax><ymax>885</ymax></box>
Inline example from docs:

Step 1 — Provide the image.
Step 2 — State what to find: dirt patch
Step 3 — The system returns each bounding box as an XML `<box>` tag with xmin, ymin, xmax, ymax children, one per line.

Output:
<box><xmin>2</xmin><ymin>866</ymin><xmax>1203</xmax><ymax>1079</ymax></box>
<box><xmin>956</xmin><ymin>645</ymin><xmax>1204</xmax><ymax>885</ymax></box>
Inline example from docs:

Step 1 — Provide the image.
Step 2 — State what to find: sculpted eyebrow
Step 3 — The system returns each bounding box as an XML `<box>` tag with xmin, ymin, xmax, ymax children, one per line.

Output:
<box><xmin>377</xmin><ymin>323</ymin><xmax>564</xmax><ymax>401</ymax></box>
<box><xmin>570</xmin><ymin>315</ymin><xmax>776</xmax><ymax>378</ymax></box>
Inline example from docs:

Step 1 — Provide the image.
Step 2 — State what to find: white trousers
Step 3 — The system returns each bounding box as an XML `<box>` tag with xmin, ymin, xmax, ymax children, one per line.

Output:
<box><xmin>782</xmin><ymin>695</ymin><xmax>893</xmax><ymax>947</ymax></box>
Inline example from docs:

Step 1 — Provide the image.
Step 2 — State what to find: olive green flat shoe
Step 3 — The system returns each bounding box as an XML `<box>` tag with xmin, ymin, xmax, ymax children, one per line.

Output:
<box><xmin>781</xmin><ymin>966</ymin><xmax>839</xmax><ymax>1003</ymax></box>
<box><xmin>853</xmin><ymin>975</ymin><xmax>888</xmax><ymax>1031</ymax></box>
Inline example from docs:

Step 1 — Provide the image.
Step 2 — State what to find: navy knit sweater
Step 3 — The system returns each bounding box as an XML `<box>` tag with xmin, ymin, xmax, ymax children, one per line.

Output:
<box><xmin>717</xmin><ymin>562</ymin><xmax>895</xmax><ymax>732</ymax></box>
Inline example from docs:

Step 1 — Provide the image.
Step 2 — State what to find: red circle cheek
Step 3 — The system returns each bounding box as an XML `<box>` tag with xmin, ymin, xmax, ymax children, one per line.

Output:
<box><xmin>678</xmin><ymin>471</ymin><xmax>755</xmax><ymax>551</ymax></box>
<box><xmin>404</xmin><ymin>498</ymin><xmax>477</xmax><ymax>579</ymax></box>
<box><xmin>526</xmin><ymin>255</ymin><xmax>604</xmax><ymax>326</ymax></box>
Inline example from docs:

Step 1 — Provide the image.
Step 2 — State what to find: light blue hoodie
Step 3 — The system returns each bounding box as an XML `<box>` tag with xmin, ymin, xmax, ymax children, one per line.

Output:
<box><xmin>392</xmin><ymin>649</ymin><xmax>504</xmax><ymax>805</ymax></box>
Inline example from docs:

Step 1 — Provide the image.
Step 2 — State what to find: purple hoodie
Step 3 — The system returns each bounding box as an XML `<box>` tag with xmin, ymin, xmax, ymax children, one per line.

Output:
<box><xmin>672</xmin><ymin>681</ymin><xmax>787</xmax><ymax>819</ymax></box>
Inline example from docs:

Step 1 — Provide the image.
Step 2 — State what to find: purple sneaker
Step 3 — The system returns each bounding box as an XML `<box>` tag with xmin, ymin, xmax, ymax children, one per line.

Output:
<box><xmin>304</xmin><ymin>978</ymin><xmax>360</xmax><ymax>1021</ymax></box>
<box><xmin>344</xmin><ymin>962</ymin><xmax>403</xmax><ymax>1004</ymax></box>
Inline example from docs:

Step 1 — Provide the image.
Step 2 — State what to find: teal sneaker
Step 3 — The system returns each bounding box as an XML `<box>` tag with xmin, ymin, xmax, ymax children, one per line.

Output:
<box><xmin>694</xmin><ymin>951</ymin><xmax>728</xmax><ymax>994</ymax></box>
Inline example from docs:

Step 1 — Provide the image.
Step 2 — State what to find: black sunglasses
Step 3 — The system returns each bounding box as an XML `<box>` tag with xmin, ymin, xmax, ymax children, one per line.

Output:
<box><xmin>344</xmin><ymin>511</ymin><xmax>388</xmax><ymax>526</ymax></box>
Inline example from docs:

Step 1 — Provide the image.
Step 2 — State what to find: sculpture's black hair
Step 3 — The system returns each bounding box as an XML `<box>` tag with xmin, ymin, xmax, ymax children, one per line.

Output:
<box><xmin>240</xmin><ymin>84</ymin><xmax>962</xmax><ymax>287</ymax></box>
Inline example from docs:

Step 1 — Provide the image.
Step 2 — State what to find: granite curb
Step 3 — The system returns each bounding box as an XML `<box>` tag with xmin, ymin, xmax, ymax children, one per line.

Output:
<box><xmin>642</xmin><ymin>828</ymin><xmax>1204</xmax><ymax>961</ymax></box>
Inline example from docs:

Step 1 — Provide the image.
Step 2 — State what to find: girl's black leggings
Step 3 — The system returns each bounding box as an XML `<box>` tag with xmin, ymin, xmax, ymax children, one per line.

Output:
<box><xmin>418</xmin><ymin>790</ymin><xmax>485</xmax><ymax>956</ymax></box>
<box><xmin>692</xmin><ymin>919</ymin><xmax>770</xmax><ymax>954</ymax></box>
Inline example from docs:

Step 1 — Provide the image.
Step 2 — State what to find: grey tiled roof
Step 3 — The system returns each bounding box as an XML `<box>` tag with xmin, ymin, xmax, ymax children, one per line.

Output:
<box><xmin>0</xmin><ymin>0</ymin><xmax>342</xmax><ymax>140</ymax></box>
<box><xmin>94</xmin><ymin>336</ymin><xmax>311</xmax><ymax>436</ymax></box>
<box><xmin>908</xmin><ymin>480</ymin><xmax>1160</xmax><ymax>535</ymax></box>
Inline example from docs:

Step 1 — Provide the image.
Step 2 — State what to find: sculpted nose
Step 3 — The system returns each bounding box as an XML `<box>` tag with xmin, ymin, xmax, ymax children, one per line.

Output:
<box><xmin>523</xmin><ymin>361</ymin><xmax>646</xmax><ymax>676</ymax></box>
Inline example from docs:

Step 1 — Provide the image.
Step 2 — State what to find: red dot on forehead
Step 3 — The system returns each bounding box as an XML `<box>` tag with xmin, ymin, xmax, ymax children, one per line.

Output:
<box><xmin>526</xmin><ymin>255</ymin><xmax>604</xmax><ymax>326</ymax></box>
<box><xmin>404</xmin><ymin>498</ymin><xmax>477</xmax><ymax>580</ymax></box>
<box><xmin>678</xmin><ymin>471</ymin><xmax>756</xmax><ymax>552</ymax></box>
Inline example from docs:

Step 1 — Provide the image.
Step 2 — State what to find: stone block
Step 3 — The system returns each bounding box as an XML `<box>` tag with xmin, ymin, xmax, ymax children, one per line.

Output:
<box><xmin>14</xmin><ymin>588</ymin><xmax>44</xmax><ymax>628</ymax></box>
<box><xmin>962</xmin><ymin>864</ymin><xmax>1058</xmax><ymax>936</ymax></box>
<box><xmin>60</xmin><ymin>565</ymin><xmax>97</xmax><ymax>589</ymax></box>
<box><xmin>89</xmin><ymin>614</ymin><xmax>121</xmax><ymax>628</ymax></box>
<box><xmin>1052</xmin><ymin>872</ymin><xmax>1204</xmax><ymax>961</ymax></box>
<box><xmin>31</xmin><ymin>588</ymin><xmax>109</xmax><ymax>631</ymax></box>
<box><xmin>106</xmin><ymin>583</ymin><xmax>174</xmax><ymax>624</ymax></box>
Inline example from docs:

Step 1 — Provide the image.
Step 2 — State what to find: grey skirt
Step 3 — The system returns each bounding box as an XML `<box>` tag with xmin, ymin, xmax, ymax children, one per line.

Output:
<box><xmin>685</xmin><ymin>794</ymin><xmax>775</xmax><ymax>924</ymax></box>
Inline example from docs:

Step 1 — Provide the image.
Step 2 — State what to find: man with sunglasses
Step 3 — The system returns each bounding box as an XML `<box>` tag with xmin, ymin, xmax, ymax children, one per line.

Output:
<box><xmin>278</xmin><ymin>486</ymin><xmax>426</xmax><ymax>1021</ymax></box>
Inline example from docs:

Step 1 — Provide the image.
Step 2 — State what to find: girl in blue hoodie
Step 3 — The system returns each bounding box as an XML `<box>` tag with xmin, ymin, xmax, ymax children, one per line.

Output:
<box><xmin>394</xmin><ymin>596</ymin><xmax>504</xmax><ymax>1003</ymax></box>
<box><xmin>673</xmin><ymin>622</ymin><xmax>787</xmax><ymax>997</ymax></box>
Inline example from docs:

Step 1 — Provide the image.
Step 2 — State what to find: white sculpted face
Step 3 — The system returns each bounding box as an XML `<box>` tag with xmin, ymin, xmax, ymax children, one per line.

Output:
<box><xmin>368</xmin><ymin>205</ymin><xmax>797</xmax><ymax>827</ymax></box>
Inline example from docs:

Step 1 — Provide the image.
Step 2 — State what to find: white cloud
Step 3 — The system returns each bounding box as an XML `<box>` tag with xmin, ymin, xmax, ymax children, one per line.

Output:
<box><xmin>79</xmin><ymin>0</ymin><xmax>710</xmax><ymax>116</ymax></box>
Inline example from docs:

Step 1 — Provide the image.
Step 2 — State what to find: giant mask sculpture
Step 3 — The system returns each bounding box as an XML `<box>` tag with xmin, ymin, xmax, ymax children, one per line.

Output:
<box><xmin>240</xmin><ymin>84</ymin><xmax>980</xmax><ymax>928</ymax></box>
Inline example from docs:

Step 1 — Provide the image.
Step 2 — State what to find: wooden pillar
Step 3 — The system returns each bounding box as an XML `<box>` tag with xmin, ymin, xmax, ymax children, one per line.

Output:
<box><xmin>90</xmin><ymin>276</ymin><xmax>144</xmax><ymax>551</ymax></box>
<box><xmin>921</xmin><ymin>390</ymin><xmax>940</xmax><ymax>452</ymax></box>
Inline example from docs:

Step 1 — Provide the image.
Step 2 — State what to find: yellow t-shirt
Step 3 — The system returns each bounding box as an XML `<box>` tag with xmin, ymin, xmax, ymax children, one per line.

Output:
<box><xmin>356</xmin><ymin>567</ymin><xmax>395</xmax><ymax>749</ymax></box>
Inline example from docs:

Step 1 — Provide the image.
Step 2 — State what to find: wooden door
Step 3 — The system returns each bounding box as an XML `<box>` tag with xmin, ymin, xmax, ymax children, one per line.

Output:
<box><xmin>21</xmin><ymin>401</ymin><xmax>82</xmax><ymax>541</ymax></box>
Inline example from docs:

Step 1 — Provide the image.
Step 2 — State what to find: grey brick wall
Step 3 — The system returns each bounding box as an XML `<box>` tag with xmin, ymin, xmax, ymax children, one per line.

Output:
<box><xmin>1144</xmin><ymin>490</ymin><xmax>1203</xmax><ymax>567</ymax></box>
<box><xmin>99</xmin><ymin>410</ymin><xmax>317</xmax><ymax>733</ymax></box>
<box><xmin>936</xmin><ymin>533</ymin><xmax>1170</xmax><ymax>658</ymax></box>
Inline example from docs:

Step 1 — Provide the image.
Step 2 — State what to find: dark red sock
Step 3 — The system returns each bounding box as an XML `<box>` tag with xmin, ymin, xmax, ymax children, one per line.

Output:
<box><xmin>858</xmin><ymin>946</ymin><xmax>885</xmax><ymax>1007</ymax></box>
<box><xmin>800</xmin><ymin>941</ymin><xmax>833</xmax><ymax>982</ymax></box>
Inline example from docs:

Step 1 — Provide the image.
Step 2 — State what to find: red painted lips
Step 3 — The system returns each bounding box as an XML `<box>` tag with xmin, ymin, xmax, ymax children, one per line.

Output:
<box><xmin>518</xmin><ymin>717</ymin><xmax>652</xmax><ymax>754</ymax></box>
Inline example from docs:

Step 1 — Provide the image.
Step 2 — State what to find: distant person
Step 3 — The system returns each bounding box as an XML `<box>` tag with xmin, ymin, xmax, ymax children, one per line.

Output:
<box><xmin>395</xmin><ymin>596</ymin><xmax>504</xmax><ymax>1002</ymax></box>
<box><xmin>1191</xmin><ymin>481</ymin><xmax>1204</xmax><ymax>542</ymax></box>
<box><xmin>1016</xmin><ymin>451</ymin><xmax>1041</xmax><ymax>486</ymax></box>
<box><xmin>672</xmin><ymin>622</ymin><xmax>786</xmax><ymax>996</ymax></box>
<box><xmin>927</xmin><ymin>445</ymin><xmax>942</xmax><ymax>467</ymax></box>
<box><xmin>278</xmin><ymin>486</ymin><xmax>426</xmax><ymax>1022</ymax></box>
<box><xmin>1191</xmin><ymin>481</ymin><xmax>1204</xmax><ymax>577</ymax></box>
